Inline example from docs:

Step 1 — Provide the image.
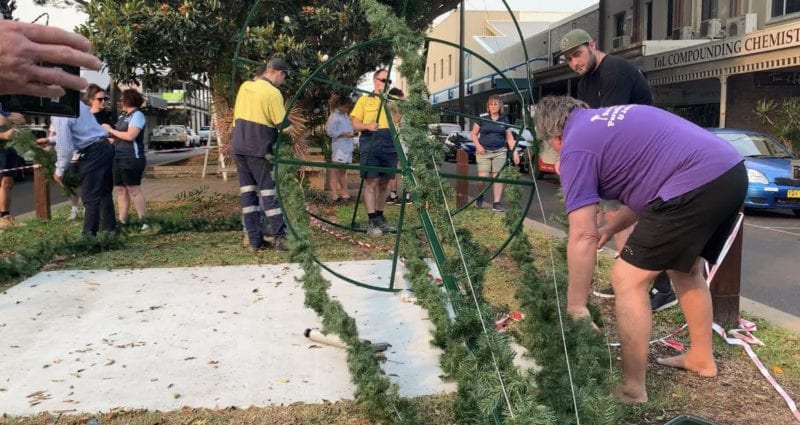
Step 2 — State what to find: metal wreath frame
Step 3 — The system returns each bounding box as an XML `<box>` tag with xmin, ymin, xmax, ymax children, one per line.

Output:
<box><xmin>229</xmin><ymin>1</ymin><xmax>542</xmax><ymax>294</ymax></box>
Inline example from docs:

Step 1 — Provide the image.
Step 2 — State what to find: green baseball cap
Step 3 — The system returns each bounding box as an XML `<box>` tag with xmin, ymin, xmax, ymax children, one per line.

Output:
<box><xmin>559</xmin><ymin>29</ymin><xmax>593</xmax><ymax>54</ymax></box>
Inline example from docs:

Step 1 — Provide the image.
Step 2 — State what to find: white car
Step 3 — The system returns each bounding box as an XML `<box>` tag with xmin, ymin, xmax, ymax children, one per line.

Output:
<box><xmin>150</xmin><ymin>125</ymin><xmax>199</xmax><ymax>150</ymax></box>
<box><xmin>185</xmin><ymin>128</ymin><xmax>201</xmax><ymax>147</ymax></box>
<box><xmin>198</xmin><ymin>125</ymin><xmax>215</xmax><ymax>143</ymax></box>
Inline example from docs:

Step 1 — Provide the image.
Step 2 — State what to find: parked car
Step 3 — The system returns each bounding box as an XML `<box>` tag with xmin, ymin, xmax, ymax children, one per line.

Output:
<box><xmin>428</xmin><ymin>123</ymin><xmax>462</xmax><ymax>144</ymax></box>
<box><xmin>150</xmin><ymin>125</ymin><xmax>197</xmax><ymax>150</ymax></box>
<box><xmin>510</xmin><ymin>126</ymin><xmax>558</xmax><ymax>178</ymax></box>
<box><xmin>443</xmin><ymin>130</ymin><xmax>476</xmax><ymax>163</ymax></box>
<box><xmin>198</xmin><ymin>125</ymin><xmax>215</xmax><ymax>143</ymax></box>
<box><xmin>708</xmin><ymin>127</ymin><xmax>800</xmax><ymax>216</ymax></box>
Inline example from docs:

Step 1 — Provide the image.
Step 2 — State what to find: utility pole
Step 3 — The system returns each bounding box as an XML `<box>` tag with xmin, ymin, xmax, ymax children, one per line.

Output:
<box><xmin>458</xmin><ymin>0</ymin><xmax>465</xmax><ymax>130</ymax></box>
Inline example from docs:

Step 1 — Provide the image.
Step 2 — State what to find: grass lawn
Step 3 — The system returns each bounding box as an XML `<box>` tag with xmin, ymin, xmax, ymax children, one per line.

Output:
<box><xmin>1</xmin><ymin>190</ymin><xmax>798</xmax><ymax>425</ymax></box>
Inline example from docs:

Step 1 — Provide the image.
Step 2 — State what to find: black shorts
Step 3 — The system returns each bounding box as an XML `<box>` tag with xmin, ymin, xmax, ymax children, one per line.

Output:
<box><xmin>621</xmin><ymin>162</ymin><xmax>747</xmax><ymax>273</ymax></box>
<box><xmin>359</xmin><ymin>130</ymin><xmax>397</xmax><ymax>180</ymax></box>
<box><xmin>113</xmin><ymin>157</ymin><xmax>146</xmax><ymax>186</ymax></box>
<box><xmin>0</xmin><ymin>147</ymin><xmax>20</xmax><ymax>178</ymax></box>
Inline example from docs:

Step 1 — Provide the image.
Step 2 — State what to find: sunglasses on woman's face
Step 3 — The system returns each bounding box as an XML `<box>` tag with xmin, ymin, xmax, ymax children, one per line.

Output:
<box><xmin>375</xmin><ymin>77</ymin><xmax>391</xmax><ymax>84</ymax></box>
<box><xmin>94</xmin><ymin>96</ymin><xmax>110</xmax><ymax>102</ymax></box>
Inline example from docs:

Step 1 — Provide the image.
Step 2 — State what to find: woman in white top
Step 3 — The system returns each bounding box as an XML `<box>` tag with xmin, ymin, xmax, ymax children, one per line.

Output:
<box><xmin>325</xmin><ymin>95</ymin><xmax>355</xmax><ymax>203</ymax></box>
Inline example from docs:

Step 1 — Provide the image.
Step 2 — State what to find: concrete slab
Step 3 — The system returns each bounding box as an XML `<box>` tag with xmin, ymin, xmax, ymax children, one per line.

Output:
<box><xmin>0</xmin><ymin>262</ymin><xmax>454</xmax><ymax>416</ymax></box>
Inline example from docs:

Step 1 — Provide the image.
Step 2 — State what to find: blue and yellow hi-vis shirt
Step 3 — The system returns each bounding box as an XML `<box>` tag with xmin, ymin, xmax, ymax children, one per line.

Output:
<box><xmin>231</xmin><ymin>78</ymin><xmax>288</xmax><ymax>157</ymax></box>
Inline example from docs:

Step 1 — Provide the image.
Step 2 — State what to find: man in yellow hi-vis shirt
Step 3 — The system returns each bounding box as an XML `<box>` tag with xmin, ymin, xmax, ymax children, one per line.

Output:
<box><xmin>231</xmin><ymin>57</ymin><xmax>291</xmax><ymax>251</ymax></box>
<box><xmin>350</xmin><ymin>69</ymin><xmax>397</xmax><ymax>237</ymax></box>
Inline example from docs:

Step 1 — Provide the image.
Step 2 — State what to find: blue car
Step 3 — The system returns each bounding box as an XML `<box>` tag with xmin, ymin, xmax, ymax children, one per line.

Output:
<box><xmin>708</xmin><ymin>128</ymin><xmax>800</xmax><ymax>216</ymax></box>
<box><xmin>443</xmin><ymin>130</ymin><xmax>476</xmax><ymax>163</ymax></box>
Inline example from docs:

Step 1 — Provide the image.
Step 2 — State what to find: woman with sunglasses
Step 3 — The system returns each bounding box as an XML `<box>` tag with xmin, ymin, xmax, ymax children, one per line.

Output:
<box><xmin>85</xmin><ymin>84</ymin><xmax>115</xmax><ymax>126</ymax></box>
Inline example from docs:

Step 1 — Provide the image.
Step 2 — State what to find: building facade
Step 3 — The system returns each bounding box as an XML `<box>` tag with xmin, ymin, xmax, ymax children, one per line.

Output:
<box><xmin>532</xmin><ymin>0</ymin><xmax>800</xmax><ymax>132</ymax></box>
<box><xmin>417</xmin><ymin>8</ymin><xmax>571</xmax><ymax>126</ymax></box>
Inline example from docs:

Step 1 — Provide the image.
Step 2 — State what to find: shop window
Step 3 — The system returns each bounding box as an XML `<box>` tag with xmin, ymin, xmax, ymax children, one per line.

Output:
<box><xmin>701</xmin><ymin>0</ymin><xmax>718</xmax><ymax>20</ymax></box>
<box><xmin>433</xmin><ymin>63</ymin><xmax>437</xmax><ymax>82</ymax></box>
<box><xmin>614</xmin><ymin>12</ymin><xmax>626</xmax><ymax>37</ymax></box>
<box><xmin>772</xmin><ymin>0</ymin><xmax>800</xmax><ymax>18</ymax></box>
<box><xmin>448</xmin><ymin>54</ymin><xmax>452</xmax><ymax>76</ymax></box>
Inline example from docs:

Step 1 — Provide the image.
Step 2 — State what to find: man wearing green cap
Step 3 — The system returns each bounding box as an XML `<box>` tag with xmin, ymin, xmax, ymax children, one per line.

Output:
<box><xmin>559</xmin><ymin>29</ymin><xmax>652</xmax><ymax>106</ymax></box>
<box><xmin>558</xmin><ymin>28</ymin><xmax>677</xmax><ymax>315</ymax></box>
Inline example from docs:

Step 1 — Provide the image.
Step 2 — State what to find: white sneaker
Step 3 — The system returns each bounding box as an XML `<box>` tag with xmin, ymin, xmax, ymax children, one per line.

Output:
<box><xmin>68</xmin><ymin>208</ymin><xmax>79</xmax><ymax>221</ymax></box>
<box><xmin>140</xmin><ymin>223</ymin><xmax>150</xmax><ymax>231</ymax></box>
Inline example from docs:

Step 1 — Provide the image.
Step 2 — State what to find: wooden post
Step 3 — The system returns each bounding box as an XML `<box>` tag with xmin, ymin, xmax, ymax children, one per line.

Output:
<box><xmin>33</xmin><ymin>165</ymin><xmax>51</xmax><ymax>220</ymax></box>
<box><xmin>709</xmin><ymin>221</ymin><xmax>743</xmax><ymax>327</ymax></box>
<box><xmin>456</xmin><ymin>149</ymin><xmax>468</xmax><ymax>208</ymax></box>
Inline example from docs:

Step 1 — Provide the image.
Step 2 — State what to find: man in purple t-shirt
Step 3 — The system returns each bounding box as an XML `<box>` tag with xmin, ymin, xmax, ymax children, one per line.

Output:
<box><xmin>534</xmin><ymin>96</ymin><xmax>746</xmax><ymax>404</ymax></box>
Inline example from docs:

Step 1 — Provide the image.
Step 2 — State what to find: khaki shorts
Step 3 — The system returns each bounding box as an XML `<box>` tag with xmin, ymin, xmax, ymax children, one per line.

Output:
<box><xmin>476</xmin><ymin>148</ymin><xmax>506</xmax><ymax>174</ymax></box>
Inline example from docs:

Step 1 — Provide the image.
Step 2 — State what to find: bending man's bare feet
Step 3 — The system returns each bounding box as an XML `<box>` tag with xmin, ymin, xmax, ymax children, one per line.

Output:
<box><xmin>656</xmin><ymin>354</ymin><xmax>718</xmax><ymax>377</ymax></box>
<box><xmin>614</xmin><ymin>386</ymin><xmax>648</xmax><ymax>404</ymax></box>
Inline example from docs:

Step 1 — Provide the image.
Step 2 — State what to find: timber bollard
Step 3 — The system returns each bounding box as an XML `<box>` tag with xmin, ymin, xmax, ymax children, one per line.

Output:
<box><xmin>709</xmin><ymin>218</ymin><xmax>743</xmax><ymax>328</ymax></box>
<box><xmin>456</xmin><ymin>149</ymin><xmax>469</xmax><ymax>208</ymax></box>
<box><xmin>33</xmin><ymin>165</ymin><xmax>51</xmax><ymax>220</ymax></box>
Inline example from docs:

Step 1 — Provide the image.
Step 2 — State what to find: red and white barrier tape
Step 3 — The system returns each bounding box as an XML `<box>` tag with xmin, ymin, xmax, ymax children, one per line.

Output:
<box><xmin>0</xmin><ymin>163</ymin><xmax>41</xmax><ymax>173</ymax></box>
<box><xmin>308</xmin><ymin>215</ymin><xmax>443</xmax><ymax>285</ymax></box>
<box><xmin>713</xmin><ymin>319</ymin><xmax>800</xmax><ymax>423</ymax></box>
<box><xmin>150</xmin><ymin>147</ymin><xmax>204</xmax><ymax>154</ymax></box>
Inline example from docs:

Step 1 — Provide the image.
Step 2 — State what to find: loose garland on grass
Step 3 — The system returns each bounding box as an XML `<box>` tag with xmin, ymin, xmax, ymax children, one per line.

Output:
<box><xmin>355</xmin><ymin>1</ymin><xmax>623</xmax><ymax>423</ymax></box>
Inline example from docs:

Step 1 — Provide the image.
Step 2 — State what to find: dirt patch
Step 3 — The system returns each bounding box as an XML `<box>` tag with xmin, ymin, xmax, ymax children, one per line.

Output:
<box><xmin>595</xmin><ymin>297</ymin><xmax>799</xmax><ymax>425</ymax></box>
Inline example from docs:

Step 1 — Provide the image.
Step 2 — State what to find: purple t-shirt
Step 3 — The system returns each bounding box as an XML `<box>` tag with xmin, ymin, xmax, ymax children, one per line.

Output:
<box><xmin>560</xmin><ymin>105</ymin><xmax>743</xmax><ymax>214</ymax></box>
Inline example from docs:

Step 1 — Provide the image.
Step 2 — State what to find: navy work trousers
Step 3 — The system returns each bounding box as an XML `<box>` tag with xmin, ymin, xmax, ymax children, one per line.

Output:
<box><xmin>233</xmin><ymin>154</ymin><xmax>285</xmax><ymax>247</ymax></box>
<box><xmin>77</xmin><ymin>141</ymin><xmax>116</xmax><ymax>236</ymax></box>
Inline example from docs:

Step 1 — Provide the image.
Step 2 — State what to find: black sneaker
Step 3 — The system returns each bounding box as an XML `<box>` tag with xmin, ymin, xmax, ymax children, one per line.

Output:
<box><xmin>402</xmin><ymin>193</ymin><xmax>412</xmax><ymax>205</ymax></box>
<box><xmin>592</xmin><ymin>287</ymin><xmax>615</xmax><ymax>298</ymax></box>
<box><xmin>492</xmin><ymin>202</ymin><xmax>505</xmax><ymax>212</ymax></box>
<box><xmin>367</xmin><ymin>218</ymin><xmax>383</xmax><ymax>237</ymax></box>
<box><xmin>273</xmin><ymin>236</ymin><xmax>289</xmax><ymax>252</ymax></box>
<box><xmin>386</xmin><ymin>194</ymin><xmax>399</xmax><ymax>204</ymax></box>
<box><xmin>249</xmin><ymin>240</ymin><xmax>272</xmax><ymax>252</ymax></box>
<box><xmin>650</xmin><ymin>288</ymin><xmax>678</xmax><ymax>312</ymax></box>
<box><xmin>376</xmin><ymin>216</ymin><xmax>397</xmax><ymax>233</ymax></box>
<box><xmin>475</xmin><ymin>196</ymin><xmax>484</xmax><ymax>209</ymax></box>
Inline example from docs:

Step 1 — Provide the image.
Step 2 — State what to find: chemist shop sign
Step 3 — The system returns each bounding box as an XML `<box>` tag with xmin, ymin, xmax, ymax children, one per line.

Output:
<box><xmin>648</xmin><ymin>25</ymin><xmax>800</xmax><ymax>72</ymax></box>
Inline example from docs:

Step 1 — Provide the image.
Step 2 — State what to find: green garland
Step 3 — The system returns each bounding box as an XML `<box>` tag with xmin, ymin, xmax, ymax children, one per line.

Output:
<box><xmin>357</xmin><ymin>1</ymin><xmax>560</xmax><ymax>423</ymax></box>
<box><xmin>0</xmin><ymin>232</ymin><xmax>126</xmax><ymax>285</ymax></box>
<box><xmin>5</xmin><ymin>127</ymin><xmax>57</xmax><ymax>179</ymax></box>
<box><xmin>502</xmin><ymin>158</ymin><xmax>623</xmax><ymax>423</ymax></box>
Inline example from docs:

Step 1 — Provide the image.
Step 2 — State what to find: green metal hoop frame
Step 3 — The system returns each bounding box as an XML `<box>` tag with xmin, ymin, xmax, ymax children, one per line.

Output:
<box><xmin>230</xmin><ymin>1</ymin><xmax>540</xmax><ymax>291</ymax></box>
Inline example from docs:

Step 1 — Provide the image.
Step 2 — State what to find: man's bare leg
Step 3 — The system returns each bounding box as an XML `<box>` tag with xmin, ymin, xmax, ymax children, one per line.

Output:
<box><xmin>376</xmin><ymin>177</ymin><xmax>390</xmax><ymax>211</ymax></box>
<box><xmin>0</xmin><ymin>175</ymin><xmax>12</xmax><ymax>212</ymax></box>
<box><xmin>363</xmin><ymin>177</ymin><xmax>378</xmax><ymax>213</ymax></box>
<box><xmin>657</xmin><ymin>259</ymin><xmax>717</xmax><ymax>377</ymax></box>
<box><xmin>610</xmin><ymin>259</ymin><xmax>659</xmax><ymax>404</ymax></box>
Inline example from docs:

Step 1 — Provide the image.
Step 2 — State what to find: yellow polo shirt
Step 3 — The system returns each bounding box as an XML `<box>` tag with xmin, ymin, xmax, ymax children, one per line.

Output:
<box><xmin>350</xmin><ymin>94</ymin><xmax>390</xmax><ymax>129</ymax></box>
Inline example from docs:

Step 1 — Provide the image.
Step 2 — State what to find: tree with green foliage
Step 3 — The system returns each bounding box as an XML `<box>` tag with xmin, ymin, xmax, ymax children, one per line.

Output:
<box><xmin>754</xmin><ymin>97</ymin><xmax>800</xmax><ymax>154</ymax></box>
<box><xmin>34</xmin><ymin>0</ymin><xmax>460</xmax><ymax>146</ymax></box>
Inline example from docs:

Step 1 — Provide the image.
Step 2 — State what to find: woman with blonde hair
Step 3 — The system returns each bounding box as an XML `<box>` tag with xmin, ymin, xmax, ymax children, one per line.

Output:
<box><xmin>470</xmin><ymin>95</ymin><xmax>518</xmax><ymax>212</ymax></box>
